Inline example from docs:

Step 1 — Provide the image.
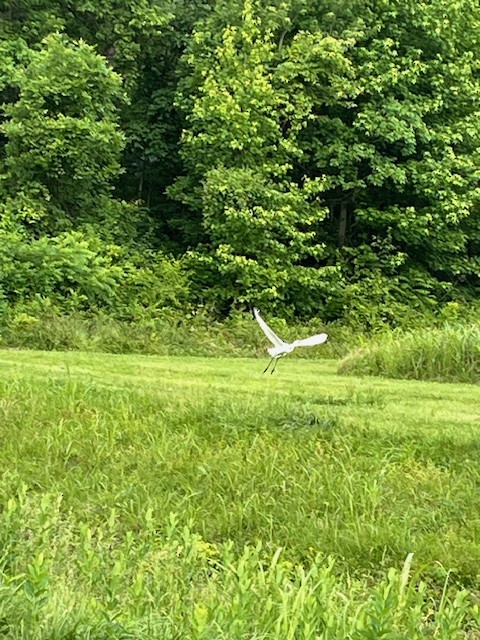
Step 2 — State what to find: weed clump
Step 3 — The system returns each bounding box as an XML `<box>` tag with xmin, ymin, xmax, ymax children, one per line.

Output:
<box><xmin>338</xmin><ymin>324</ymin><xmax>480</xmax><ymax>383</ymax></box>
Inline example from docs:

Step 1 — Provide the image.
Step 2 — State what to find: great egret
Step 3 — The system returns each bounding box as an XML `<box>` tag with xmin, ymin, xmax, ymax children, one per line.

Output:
<box><xmin>253</xmin><ymin>308</ymin><xmax>328</xmax><ymax>374</ymax></box>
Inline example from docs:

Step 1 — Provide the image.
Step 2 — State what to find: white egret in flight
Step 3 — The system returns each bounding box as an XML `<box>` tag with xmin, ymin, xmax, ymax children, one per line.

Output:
<box><xmin>253</xmin><ymin>308</ymin><xmax>328</xmax><ymax>374</ymax></box>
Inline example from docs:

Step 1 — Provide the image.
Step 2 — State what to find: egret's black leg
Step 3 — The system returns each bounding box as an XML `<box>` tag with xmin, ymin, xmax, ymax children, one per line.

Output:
<box><xmin>270</xmin><ymin>358</ymin><xmax>279</xmax><ymax>374</ymax></box>
<box><xmin>263</xmin><ymin>358</ymin><xmax>274</xmax><ymax>374</ymax></box>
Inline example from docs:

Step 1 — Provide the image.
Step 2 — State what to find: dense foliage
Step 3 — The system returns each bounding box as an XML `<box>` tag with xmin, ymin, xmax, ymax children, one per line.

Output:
<box><xmin>1</xmin><ymin>0</ymin><xmax>479</xmax><ymax>322</ymax></box>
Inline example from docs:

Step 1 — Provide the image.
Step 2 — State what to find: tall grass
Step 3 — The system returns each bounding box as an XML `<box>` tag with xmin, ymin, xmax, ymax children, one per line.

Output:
<box><xmin>0</xmin><ymin>310</ymin><xmax>355</xmax><ymax>358</ymax></box>
<box><xmin>338</xmin><ymin>323</ymin><xmax>480</xmax><ymax>383</ymax></box>
<box><xmin>0</xmin><ymin>494</ymin><xmax>476</xmax><ymax>638</ymax></box>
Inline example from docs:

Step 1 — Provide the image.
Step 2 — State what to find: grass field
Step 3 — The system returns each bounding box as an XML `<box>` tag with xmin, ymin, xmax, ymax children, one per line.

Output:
<box><xmin>1</xmin><ymin>349</ymin><xmax>480</xmax><ymax>637</ymax></box>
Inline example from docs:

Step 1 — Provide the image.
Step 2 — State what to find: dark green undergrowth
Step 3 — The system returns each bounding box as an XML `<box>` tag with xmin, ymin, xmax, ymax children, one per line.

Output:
<box><xmin>338</xmin><ymin>323</ymin><xmax>480</xmax><ymax>384</ymax></box>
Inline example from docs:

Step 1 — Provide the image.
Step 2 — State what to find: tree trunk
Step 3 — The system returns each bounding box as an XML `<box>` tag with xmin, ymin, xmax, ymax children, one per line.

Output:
<box><xmin>338</xmin><ymin>202</ymin><xmax>347</xmax><ymax>247</ymax></box>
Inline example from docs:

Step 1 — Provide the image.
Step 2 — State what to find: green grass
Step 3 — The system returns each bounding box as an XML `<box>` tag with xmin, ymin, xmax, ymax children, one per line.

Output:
<box><xmin>338</xmin><ymin>323</ymin><xmax>480</xmax><ymax>383</ymax></box>
<box><xmin>1</xmin><ymin>349</ymin><xmax>480</xmax><ymax>637</ymax></box>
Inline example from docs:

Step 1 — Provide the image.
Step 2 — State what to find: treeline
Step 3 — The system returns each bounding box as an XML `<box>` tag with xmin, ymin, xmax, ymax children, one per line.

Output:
<box><xmin>1</xmin><ymin>0</ymin><xmax>479</xmax><ymax>325</ymax></box>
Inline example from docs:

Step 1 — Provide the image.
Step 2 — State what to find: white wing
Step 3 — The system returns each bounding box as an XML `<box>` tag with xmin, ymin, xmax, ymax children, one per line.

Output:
<box><xmin>291</xmin><ymin>333</ymin><xmax>328</xmax><ymax>348</ymax></box>
<box><xmin>253</xmin><ymin>308</ymin><xmax>285</xmax><ymax>347</ymax></box>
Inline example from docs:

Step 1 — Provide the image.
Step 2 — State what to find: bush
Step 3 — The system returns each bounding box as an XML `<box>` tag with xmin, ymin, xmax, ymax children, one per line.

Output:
<box><xmin>338</xmin><ymin>266</ymin><xmax>445</xmax><ymax>331</ymax></box>
<box><xmin>0</xmin><ymin>230</ymin><xmax>190</xmax><ymax>321</ymax></box>
<box><xmin>338</xmin><ymin>324</ymin><xmax>480</xmax><ymax>383</ymax></box>
<box><xmin>0</xmin><ymin>230</ymin><xmax>122</xmax><ymax>310</ymax></box>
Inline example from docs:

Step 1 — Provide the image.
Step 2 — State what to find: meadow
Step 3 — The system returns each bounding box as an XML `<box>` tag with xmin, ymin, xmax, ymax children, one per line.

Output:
<box><xmin>1</xmin><ymin>348</ymin><xmax>480</xmax><ymax>637</ymax></box>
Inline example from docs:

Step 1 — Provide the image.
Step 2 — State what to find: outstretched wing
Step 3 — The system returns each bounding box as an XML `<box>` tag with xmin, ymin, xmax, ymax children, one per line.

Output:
<box><xmin>253</xmin><ymin>308</ymin><xmax>285</xmax><ymax>347</ymax></box>
<box><xmin>291</xmin><ymin>333</ymin><xmax>328</xmax><ymax>348</ymax></box>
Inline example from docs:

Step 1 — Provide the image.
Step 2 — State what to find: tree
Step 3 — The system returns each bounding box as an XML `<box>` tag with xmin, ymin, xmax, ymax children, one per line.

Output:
<box><xmin>288</xmin><ymin>0</ymin><xmax>480</xmax><ymax>317</ymax></box>
<box><xmin>114</xmin><ymin>0</ymin><xmax>217</xmax><ymax>248</ymax></box>
<box><xmin>172</xmin><ymin>0</ymin><xmax>349</xmax><ymax>315</ymax></box>
<box><xmin>0</xmin><ymin>0</ymin><xmax>179</xmax><ymax>245</ymax></box>
<box><xmin>176</xmin><ymin>0</ymin><xmax>480</xmax><ymax>319</ymax></box>
<box><xmin>1</xmin><ymin>0</ymin><xmax>479</xmax><ymax>321</ymax></box>
<box><xmin>0</xmin><ymin>34</ymin><xmax>128</xmax><ymax>238</ymax></box>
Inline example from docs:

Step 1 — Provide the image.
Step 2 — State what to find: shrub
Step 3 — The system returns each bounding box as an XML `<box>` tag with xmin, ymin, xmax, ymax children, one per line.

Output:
<box><xmin>0</xmin><ymin>230</ymin><xmax>122</xmax><ymax>310</ymax></box>
<box><xmin>0</xmin><ymin>230</ymin><xmax>190</xmax><ymax>320</ymax></box>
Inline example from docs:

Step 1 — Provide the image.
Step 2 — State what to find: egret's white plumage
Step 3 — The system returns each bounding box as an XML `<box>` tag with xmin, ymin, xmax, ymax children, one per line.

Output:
<box><xmin>253</xmin><ymin>308</ymin><xmax>328</xmax><ymax>373</ymax></box>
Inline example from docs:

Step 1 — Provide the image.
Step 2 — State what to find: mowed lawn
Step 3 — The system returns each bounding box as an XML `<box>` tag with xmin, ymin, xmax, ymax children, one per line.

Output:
<box><xmin>1</xmin><ymin>348</ymin><xmax>480</xmax><ymax>636</ymax></box>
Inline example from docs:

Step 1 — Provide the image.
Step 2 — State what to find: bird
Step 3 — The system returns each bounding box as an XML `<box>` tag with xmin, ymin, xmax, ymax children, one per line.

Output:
<box><xmin>253</xmin><ymin>308</ymin><xmax>328</xmax><ymax>374</ymax></box>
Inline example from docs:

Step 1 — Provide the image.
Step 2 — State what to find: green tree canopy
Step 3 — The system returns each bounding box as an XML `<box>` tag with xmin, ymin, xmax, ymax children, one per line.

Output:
<box><xmin>0</xmin><ymin>34</ymin><xmax>127</xmax><ymax>237</ymax></box>
<box><xmin>171</xmin><ymin>0</ymin><xmax>352</xmax><ymax>315</ymax></box>
<box><xmin>171</xmin><ymin>0</ymin><xmax>480</xmax><ymax>318</ymax></box>
<box><xmin>0</xmin><ymin>0</ymin><xmax>479</xmax><ymax>321</ymax></box>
